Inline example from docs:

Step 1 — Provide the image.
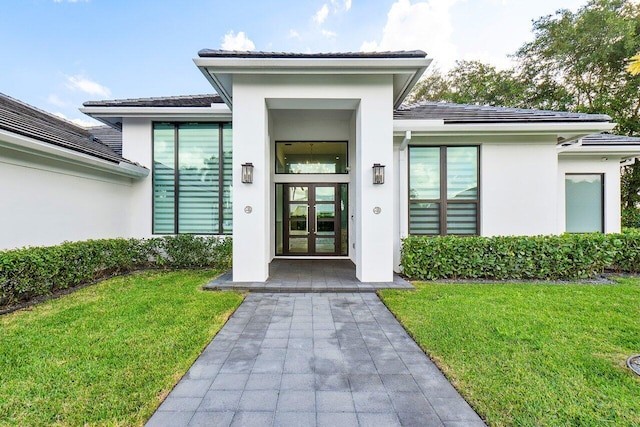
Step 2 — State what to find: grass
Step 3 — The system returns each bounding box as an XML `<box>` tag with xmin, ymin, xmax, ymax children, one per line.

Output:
<box><xmin>0</xmin><ymin>269</ymin><xmax>243</xmax><ymax>426</ymax></box>
<box><xmin>380</xmin><ymin>278</ymin><xmax>640</xmax><ymax>426</ymax></box>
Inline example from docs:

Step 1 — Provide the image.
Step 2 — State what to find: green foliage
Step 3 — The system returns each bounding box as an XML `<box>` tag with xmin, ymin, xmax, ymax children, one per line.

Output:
<box><xmin>0</xmin><ymin>236</ymin><xmax>232</xmax><ymax>308</ymax></box>
<box><xmin>622</xmin><ymin>207</ymin><xmax>640</xmax><ymax>227</ymax></box>
<box><xmin>0</xmin><ymin>270</ymin><xmax>243</xmax><ymax>426</ymax></box>
<box><xmin>401</xmin><ymin>232</ymin><xmax>640</xmax><ymax>280</ymax></box>
<box><xmin>380</xmin><ymin>280</ymin><xmax>640</xmax><ymax>426</ymax></box>
<box><xmin>408</xmin><ymin>61</ymin><xmax>527</xmax><ymax>107</ymax></box>
<box><xmin>409</xmin><ymin>0</ymin><xmax>640</xmax><ymax>215</ymax></box>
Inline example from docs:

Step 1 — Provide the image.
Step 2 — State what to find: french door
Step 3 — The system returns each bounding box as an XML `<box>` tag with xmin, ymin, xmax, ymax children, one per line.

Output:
<box><xmin>282</xmin><ymin>184</ymin><xmax>343</xmax><ymax>255</ymax></box>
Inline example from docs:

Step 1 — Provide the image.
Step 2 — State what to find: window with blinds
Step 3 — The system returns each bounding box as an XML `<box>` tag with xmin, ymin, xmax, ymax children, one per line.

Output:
<box><xmin>153</xmin><ymin>122</ymin><xmax>232</xmax><ymax>234</ymax></box>
<box><xmin>409</xmin><ymin>146</ymin><xmax>479</xmax><ymax>235</ymax></box>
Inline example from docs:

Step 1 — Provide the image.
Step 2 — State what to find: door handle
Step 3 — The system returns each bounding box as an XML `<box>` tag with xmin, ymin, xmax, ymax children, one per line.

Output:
<box><xmin>306</xmin><ymin>204</ymin><xmax>310</xmax><ymax>235</ymax></box>
<box><xmin>314</xmin><ymin>204</ymin><xmax>319</xmax><ymax>235</ymax></box>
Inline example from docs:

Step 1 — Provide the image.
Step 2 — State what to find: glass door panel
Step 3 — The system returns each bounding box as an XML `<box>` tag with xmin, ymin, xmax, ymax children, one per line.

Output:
<box><xmin>289</xmin><ymin>203</ymin><xmax>309</xmax><ymax>236</ymax></box>
<box><xmin>278</xmin><ymin>184</ymin><xmax>345</xmax><ymax>256</ymax></box>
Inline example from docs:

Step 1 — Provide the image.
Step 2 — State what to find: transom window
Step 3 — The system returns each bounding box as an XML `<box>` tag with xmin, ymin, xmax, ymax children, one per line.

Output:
<box><xmin>275</xmin><ymin>141</ymin><xmax>348</xmax><ymax>174</ymax></box>
<box><xmin>409</xmin><ymin>146</ymin><xmax>479</xmax><ymax>235</ymax></box>
<box><xmin>153</xmin><ymin>122</ymin><xmax>232</xmax><ymax>234</ymax></box>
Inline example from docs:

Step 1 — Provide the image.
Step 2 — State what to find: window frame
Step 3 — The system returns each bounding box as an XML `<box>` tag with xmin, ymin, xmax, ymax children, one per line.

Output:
<box><xmin>408</xmin><ymin>145</ymin><xmax>481</xmax><ymax>236</ymax></box>
<box><xmin>274</xmin><ymin>140</ymin><xmax>349</xmax><ymax>175</ymax></box>
<box><xmin>151</xmin><ymin>121</ymin><xmax>232</xmax><ymax>235</ymax></box>
<box><xmin>564</xmin><ymin>172</ymin><xmax>605</xmax><ymax>233</ymax></box>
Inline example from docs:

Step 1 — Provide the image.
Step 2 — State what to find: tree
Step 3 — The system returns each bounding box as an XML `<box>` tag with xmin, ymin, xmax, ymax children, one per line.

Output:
<box><xmin>410</xmin><ymin>0</ymin><xmax>640</xmax><ymax>220</ymax></box>
<box><xmin>409</xmin><ymin>61</ymin><xmax>526</xmax><ymax>106</ymax></box>
<box><xmin>515</xmin><ymin>0</ymin><xmax>640</xmax><ymax>134</ymax></box>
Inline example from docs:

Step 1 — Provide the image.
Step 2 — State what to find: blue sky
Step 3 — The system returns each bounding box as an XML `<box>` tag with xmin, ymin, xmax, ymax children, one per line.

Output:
<box><xmin>0</xmin><ymin>0</ymin><xmax>587</xmax><ymax>127</ymax></box>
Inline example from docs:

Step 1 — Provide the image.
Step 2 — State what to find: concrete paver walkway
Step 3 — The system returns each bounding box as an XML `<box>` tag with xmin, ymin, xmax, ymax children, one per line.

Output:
<box><xmin>147</xmin><ymin>293</ymin><xmax>485</xmax><ymax>426</ymax></box>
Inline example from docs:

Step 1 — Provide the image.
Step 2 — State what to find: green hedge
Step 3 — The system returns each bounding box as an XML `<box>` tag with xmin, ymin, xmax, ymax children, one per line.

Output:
<box><xmin>0</xmin><ymin>236</ymin><xmax>232</xmax><ymax>308</ymax></box>
<box><xmin>401</xmin><ymin>231</ymin><xmax>640</xmax><ymax>281</ymax></box>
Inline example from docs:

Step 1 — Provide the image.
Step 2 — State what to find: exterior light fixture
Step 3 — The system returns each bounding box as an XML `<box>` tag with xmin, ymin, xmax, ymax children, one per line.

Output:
<box><xmin>372</xmin><ymin>163</ymin><xmax>385</xmax><ymax>184</ymax></box>
<box><xmin>241</xmin><ymin>162</ymin><xmax>254</xmax><ymax>184</ymax></box>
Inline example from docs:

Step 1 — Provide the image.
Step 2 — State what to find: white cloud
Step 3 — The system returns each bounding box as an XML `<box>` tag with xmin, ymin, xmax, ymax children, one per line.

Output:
<box><xmin>321</xmin><ymin>29</ymin><xmax>338</xmax><ymax>38</ymax></box>
<box><xmin>360</xmin><ymin>0</ymin><xmax>460</xmax><ymax>70</ymax></box>
<box><xmin>288</xmin><ymin>29</ymin><xmax>301</xmax><ymax>39</ymax></box>
<box><xmin>65</xmin><ymin>74</ymin><xmax>111</xmax><ymax>97</ymax></box>
<box><xmin>47</xmin><ymin>94</ymin><xmax>68</xmax><ymax>108</ymax></box>
<box><xmin>53</xmin><ymin>112</ymin><xmax>99</xmax><ymax>128</ymax></box>
<box><xmin>331</xmin><ymin>0</ymin><xmax>352</xmax><ymax>11</ymax></box>
<box><xmin>221</xmin><ymin>30</ymin><xmax>255</xmax><ymax>51</ymax></box>
<box><xmin>313</xmin><ymin>4</ymin><xmax>329</xmax><ymax>24</ymax></box>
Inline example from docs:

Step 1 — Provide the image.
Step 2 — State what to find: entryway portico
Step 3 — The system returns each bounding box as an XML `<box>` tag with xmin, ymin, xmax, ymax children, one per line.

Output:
<box><xmin>195</xmin><ymin>50</ymin><xmax>430</xmax><ymax>282</ymax></box>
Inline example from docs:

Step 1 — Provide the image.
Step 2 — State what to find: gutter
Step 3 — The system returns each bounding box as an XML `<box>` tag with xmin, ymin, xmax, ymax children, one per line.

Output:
<box><xmin>393</xmin><ymin>120</ymin><xmax>615</xmax><ymax>135</ymax></box>
<box><xmin>0</xmin><ymin>129</ymin><xmax>149</xmax><ymax>179</ymax></box>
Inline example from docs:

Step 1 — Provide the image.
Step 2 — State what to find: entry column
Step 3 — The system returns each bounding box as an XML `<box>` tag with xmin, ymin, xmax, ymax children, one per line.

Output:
<box><xmin>231</xmin><ymin>86</ymin><xmax>270</xmax><ymax>282</ymax></box>
<box><xmin>355</xmin><ymin>84</ymin><xmax>394</xmax><ymax>282</ymax></box>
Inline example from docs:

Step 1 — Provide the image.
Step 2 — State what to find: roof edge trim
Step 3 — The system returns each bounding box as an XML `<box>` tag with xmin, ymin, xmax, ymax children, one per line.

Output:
<box><xmin>0</xmin><ymin>129</ymin><xmax>148</xmax><ymax>179</ymax></box>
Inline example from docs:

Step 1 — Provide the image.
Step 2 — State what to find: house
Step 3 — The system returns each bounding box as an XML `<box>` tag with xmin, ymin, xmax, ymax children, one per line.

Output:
<box><xmin>0</xmin><ymin>92</ymin><xmax>148</xmax><ymax>249</ymax></box>
<box><xmin>4</xmin><ymin>50</ymin><xmax>640</xmax><ymax>283</ymax></box>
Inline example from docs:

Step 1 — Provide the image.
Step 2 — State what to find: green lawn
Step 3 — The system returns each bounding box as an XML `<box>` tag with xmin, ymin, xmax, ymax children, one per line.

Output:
<box><xmin>380</xmin><ymin>278</ymin><xmax>640</xmax><ymax>427</ymax></box>
<box><xmin>0</xmin><ymin>270</ymin><xmax>243</xmax><ymax>426</ymax></box>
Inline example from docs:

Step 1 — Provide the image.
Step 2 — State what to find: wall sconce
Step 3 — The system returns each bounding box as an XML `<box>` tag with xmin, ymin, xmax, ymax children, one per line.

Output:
<box><xmin>241</xmin><ymin>162</ymin><xmax>254</xmax><ymax>184</ymax></box>
<box><xmin>372</xmin><ymin>163</ymin><xmax>385</xmax><ymax>184</ymax></box>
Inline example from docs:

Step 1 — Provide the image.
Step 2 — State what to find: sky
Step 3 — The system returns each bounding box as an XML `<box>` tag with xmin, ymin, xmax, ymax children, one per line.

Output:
<box><xmin>0</xmin><ymin>0</ymin><xmax>588</xmax><ymax>127</ymax></box>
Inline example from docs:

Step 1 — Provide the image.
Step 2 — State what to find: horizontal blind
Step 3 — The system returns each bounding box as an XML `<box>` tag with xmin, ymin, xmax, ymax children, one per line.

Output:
<box><xmin>409</xmin><ymin>202</ymin><xmax>440</xmax><ymax>235</ymax></box>
<box><xmin>222</xmin><ymin>123</ymin><xmax>233</xmax><ymax>234</ymax></box>
<box><xmin>447</xmin><ymin>147</ymin><xmax>478</xmax><ymax>200</ymax></box>
<box><xmin>178</xmin><ymin>124</ymin><xmax>219</xmax><ymax>234</ymax></box>
<box><xmin>153</xmin><ymin>124</ymin><xmax>176</xmax><ymax>234</ymax></box>
<box><xmin>409</xmin><ymin>147</ymin><xmax>440</xmax><ymax>200</ymax></box>
<box><xmin>446</xmin><ymin>203</ymin><xmax>477</xmax><ymax>235</ymax></box>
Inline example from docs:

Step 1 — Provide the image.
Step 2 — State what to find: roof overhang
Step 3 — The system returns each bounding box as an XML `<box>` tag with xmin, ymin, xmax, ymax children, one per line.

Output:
<box><xmin>194</xmin><ymin>56</ymin><xmax>432</xmax><ymax>110</ymax></box>
<box><xmin>0</xmin><ymin>129</ymin><xmax>148</xmax><ymax>178</ymax></box>
<box><xmin>79</xmin><ymin>104</ymin><xmax>232</xmax><ymax>129</ymax></box>
<box><xmin>558</xmin><ymin>145</ymin><xmax>640</xmax><ymax>157</ymax></box>
<box><xmin>393</xmin><ymin>120</ymin><xmax>615</xmax><ymax>143</ymax></box>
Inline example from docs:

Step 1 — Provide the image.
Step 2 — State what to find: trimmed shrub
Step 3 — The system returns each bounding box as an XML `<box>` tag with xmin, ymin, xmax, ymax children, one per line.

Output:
<box><xmin>0</xmin><ymin>236</ymin><xmax>231</xmax><ymax>308</ymax></box>
<box><xmin>401</xmin><ymin>232</ymin><xmax>640</xmax><ymax>281</ymax></box>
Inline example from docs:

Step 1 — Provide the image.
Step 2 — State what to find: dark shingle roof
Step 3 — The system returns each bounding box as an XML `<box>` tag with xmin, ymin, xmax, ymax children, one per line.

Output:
<box><xmin>88</xmin><ymin>125</ymin><xmax>122</xmax><ymax>155</ymax></box>
<box><xmin>0</xmin><ymin>93</ymin><xmax>133</xmax><ymax>164</ymax></box>
<box><xmin>581</xmin><ymin>133</ymin><xmax>640</xmax><ymax>146</ymax></box>
<box><xmin>197</xmin><ymin>49</ymin><xmax>427</xmax><ymax>59</ymax></box>
<box><xmin>395</xmin><ymin>102</ymin><xmax>611</xmax><ymax>123</ymax></box>
<box><xmin>83</xmin><ymin>94</ymin><xmax>224</xmax><ymax>108</ymax></box>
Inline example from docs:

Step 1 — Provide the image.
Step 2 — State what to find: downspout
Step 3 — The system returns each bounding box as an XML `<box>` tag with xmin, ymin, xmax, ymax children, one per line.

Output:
<box><xmin>400</xmin><ymin>130</ymin><xmax>412</xmax><ymax>151</ymax></box>
<box><xmin>397</xmin><ymin>131</ymin><xmax>412</xmax><ymax>273</ymax></box>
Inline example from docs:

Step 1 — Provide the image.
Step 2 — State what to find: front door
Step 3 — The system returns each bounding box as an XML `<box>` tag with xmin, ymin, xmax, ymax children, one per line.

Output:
<box><xmin>283</xmin><ymin>184</ymin><xmax>342</xmax><ymax>255</ymax></box>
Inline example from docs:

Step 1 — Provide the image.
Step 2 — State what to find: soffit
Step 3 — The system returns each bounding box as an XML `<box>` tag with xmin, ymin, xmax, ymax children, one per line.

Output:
<box><xmin>194</xmin><ymin>50</ymin><xmax>431</xmax><ymax>110</ymax></box>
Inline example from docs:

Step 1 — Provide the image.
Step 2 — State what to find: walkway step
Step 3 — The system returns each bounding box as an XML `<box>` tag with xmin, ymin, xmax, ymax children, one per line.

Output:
<box><xmin>203</xmin><ymin>260</ymin><xmax>414</xmax><ymax>293</ymax></box>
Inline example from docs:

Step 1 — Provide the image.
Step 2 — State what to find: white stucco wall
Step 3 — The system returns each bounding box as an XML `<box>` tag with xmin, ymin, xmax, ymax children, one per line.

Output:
<box><xmin>558</xmin><ymin>155</ymin><xmax>621</xmax><ymax>233</ymax></box>
<box><xmin>0</xmin><ymin>146</ymin><xmax>133</xmax><ymax>250</ymax></box>
<box><xmin>481</xmin><ymin>138</ymin><xmax>559</xmax><ymax>236</ymax></box>
<box><xmin>232</xmin><ymin>74</ymin><xmax>394</xmax><ymax>282</ymax></box>
<box><xmin>121</xmin><ymin>117</ymin><xmax>154</xmax><ymax>239</ymax></box>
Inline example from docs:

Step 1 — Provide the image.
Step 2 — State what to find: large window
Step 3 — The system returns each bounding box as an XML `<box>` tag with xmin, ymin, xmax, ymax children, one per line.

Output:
<box><xmin>565</xmin><ymin>174</ymin><xmax>604</xmax><ymax>233</ymax></box>
<box><xmin>409</xmin><ymin>146</ymin><xmax>479</xmax><ymax>235</ymax></box>
<box><xmin>153</xmin><ymin>122</ymin><xmax>232</xmax><ymax>234</ymax></box>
